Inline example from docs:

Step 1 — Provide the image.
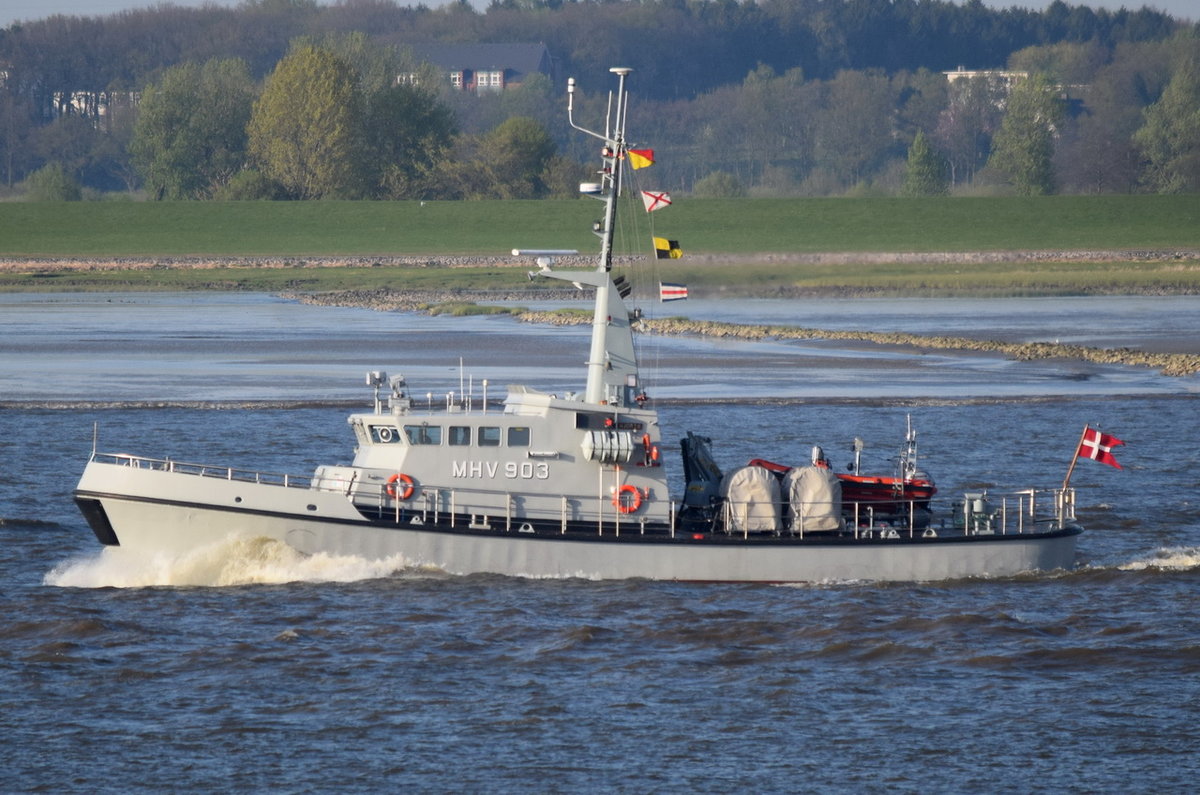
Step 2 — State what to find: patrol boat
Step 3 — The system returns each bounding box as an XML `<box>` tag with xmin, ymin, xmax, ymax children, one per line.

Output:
<box><xmin>73</xmin><ymin>68</ymin><xmax>1082</xmax><ymax>582</ymax></box>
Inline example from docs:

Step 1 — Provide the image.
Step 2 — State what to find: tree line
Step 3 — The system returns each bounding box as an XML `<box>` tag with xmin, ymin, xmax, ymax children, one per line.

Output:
<box><xmin>652</xmin><ymin>33</ymin><xmax>1198</xmax><ymax>198</ymax></box>
<box><xmin>1</xmin><ymin>0</ymin><xmax>1197</xmax><ymax>200</ymax></box>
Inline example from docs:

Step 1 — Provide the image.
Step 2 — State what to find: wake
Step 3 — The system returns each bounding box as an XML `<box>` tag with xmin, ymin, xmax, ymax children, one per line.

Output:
<box><xmin>44</xmin><ymin>535</ymin><xmax>413</xmax><ymax>588</ymax></box>
<box><xmin>1114</xmin><ymin>545</ymin><xmax>1200</xmax><ymax>572</ymax></box>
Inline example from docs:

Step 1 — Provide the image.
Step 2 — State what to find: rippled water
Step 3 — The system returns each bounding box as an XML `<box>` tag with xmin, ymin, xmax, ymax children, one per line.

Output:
<box><xmin>3</xmin><ymin>293</ymin><xmax>1200</xmax><ymax>791</ymax></box>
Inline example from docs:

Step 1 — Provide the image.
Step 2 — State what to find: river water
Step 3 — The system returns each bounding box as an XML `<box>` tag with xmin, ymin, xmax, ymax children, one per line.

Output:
<box><xmin>3</xmin><ymin>292</ymin><xmax>1199</xmax><ymax>792</ymax></box>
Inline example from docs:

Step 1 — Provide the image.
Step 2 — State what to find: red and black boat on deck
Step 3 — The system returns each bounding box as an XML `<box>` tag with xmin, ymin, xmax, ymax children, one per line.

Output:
<box><xmin>749</xmin><ymin>419</ymin><xmax>937</xmax><ymax>523</ymax></box>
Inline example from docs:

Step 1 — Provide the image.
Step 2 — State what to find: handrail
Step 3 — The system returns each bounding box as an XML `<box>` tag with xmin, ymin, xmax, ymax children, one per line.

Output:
<box><xmin>717</xmin><ymin>487</ymin><xmax>1074</xmax><ymax>538</ymax></box>
<box><xmin>92</xmin><ymin>451</ymin><xmax>315</xmax><ymax>490</ymax></box>
<box><xmin>91</xmin><ymin>451</ymin><xmax>1075</xmax><ymax>539</ymax></box>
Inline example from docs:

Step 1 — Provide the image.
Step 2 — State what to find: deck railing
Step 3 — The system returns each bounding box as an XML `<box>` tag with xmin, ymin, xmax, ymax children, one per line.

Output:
<box><xmin>92</xmin><ymin>452</ymin><xmax>315</xmax><ymax>490</ymax></box>
<box><xmin>92</xmin><ymin>452</ymin><xmax>1075</xmax><ymax>539</ymax></box>
<box><xmin>720</xmin><ymin>487</ymin><xmax>1076</xmax><ymax>539</ymax></box>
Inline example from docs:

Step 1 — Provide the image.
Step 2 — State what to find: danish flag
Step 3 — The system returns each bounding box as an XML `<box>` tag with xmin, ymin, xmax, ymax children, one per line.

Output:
<box><xmin>1076</xmin><ymin>426</ymin><xmax>1124</xmax><ymax>469</ymax></box>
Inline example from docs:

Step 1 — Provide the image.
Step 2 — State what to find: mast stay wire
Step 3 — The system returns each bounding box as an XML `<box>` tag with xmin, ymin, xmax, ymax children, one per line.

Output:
<box><xmin>616</xmin><ymin>153</ymin><xmax>668</xmax><ymax>398</ymax></box>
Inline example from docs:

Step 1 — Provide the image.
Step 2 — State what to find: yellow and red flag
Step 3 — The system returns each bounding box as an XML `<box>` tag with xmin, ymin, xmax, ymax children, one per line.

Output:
<box><xmin>627</xmin><ymin>149</ymin><xmax>655</xmax><ymax>169</ymax></box>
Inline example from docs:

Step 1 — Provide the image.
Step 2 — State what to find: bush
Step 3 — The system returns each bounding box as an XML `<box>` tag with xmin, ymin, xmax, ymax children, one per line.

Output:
<box><xmin>214</xmin><ymin>170</ymin><xmax>285</xmax><ymax>200</ymax></box>
<box><xmin>693</xmin><ymin>170</ymin><xmax>746</xmax><ymax>198</ymax></box>
<box><xmin>22</xmin><ymin>163</ymin><xmax>82</xmax><ymax>201</ymax></box>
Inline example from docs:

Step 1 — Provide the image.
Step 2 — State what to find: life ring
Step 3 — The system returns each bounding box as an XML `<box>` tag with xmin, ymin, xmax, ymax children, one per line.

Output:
<box><xmin>386</xmin><ymin>473</ymin><xmax>415</xmax><ymax>500</ymax></box>
<box><xmin>613</xmin><ymin>483</ymin><xmax>643</xmax><ymax>513</ymax></box>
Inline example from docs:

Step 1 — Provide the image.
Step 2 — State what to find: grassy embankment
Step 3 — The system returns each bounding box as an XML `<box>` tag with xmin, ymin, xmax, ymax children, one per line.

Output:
<box><xmin>1</xmin><ymin>195</ymin><xmax>1199</xmax><ymax>295</ymax></box>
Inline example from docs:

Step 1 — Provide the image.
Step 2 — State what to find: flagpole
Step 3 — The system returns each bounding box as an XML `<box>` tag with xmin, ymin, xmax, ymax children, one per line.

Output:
<box><xmin>1062</xmin><ymin>424</ymin><xmax>1090</xmax><ymax>491</ymax></box>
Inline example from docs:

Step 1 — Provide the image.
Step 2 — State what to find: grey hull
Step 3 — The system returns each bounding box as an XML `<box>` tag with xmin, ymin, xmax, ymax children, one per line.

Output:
<box><xmin>76</xmin><ymin>461</ymin><xmax>1078</xmax><ymax>583</ymax></box>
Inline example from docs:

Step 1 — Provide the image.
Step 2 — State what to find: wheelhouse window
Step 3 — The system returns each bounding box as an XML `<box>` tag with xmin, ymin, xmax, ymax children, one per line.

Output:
<box><xmin>370</xmin><ymin>425</ymin><xmax>401</xmax><ymax>443</ymax></box>
<box><xmin>478</xmin><ymin>426</ymin><xmax>501</xmax><ymax>447</ymax></box>
<box><xmin>449</xmin><ymin>426</ymin><xmax>471</xmax><ymax>446</ymax></box>
<box><xmin>404</xmin><ymin>425</ymin><xmax>442</xmax><ymax>445</ymax></box>
<box><xmin>507</xmin><ymin>426</ymin><xmax>530</xmax><ymax>447</ymax></box>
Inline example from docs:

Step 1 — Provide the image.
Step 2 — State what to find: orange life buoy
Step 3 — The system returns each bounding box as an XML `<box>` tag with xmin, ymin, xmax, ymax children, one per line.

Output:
<box><xmin>386</xmin><ymin>472</ymin><xmax>415</xmax><ymax>500</ymax></box>
<box><xmin>613</xmin><ymin>483</ymin><xmax>643</xmax><ymax>513</ymax></box>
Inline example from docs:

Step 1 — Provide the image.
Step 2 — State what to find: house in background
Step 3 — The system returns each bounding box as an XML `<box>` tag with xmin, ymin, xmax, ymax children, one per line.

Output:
<box><xmin>943</xmin><ymin>66</ymin><xmax>1029</xmax><ymax>90</ymax></box>
<box><xmin>943</xmin><ymin>65</ymin><xmax>1080</xmax><ymax>113</ymax></box>
<box><xmin>402</xmin><ymin>43</ymin><xmax>555</xmax><ymax>93</ymax></box>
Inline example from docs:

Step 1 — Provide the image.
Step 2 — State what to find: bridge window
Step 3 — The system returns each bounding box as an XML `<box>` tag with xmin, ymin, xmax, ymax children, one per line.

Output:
<box><xmin>478</xmin><ymin>426</ymin><xmax>501</xmax><ymax>447</ymax></box>
<box><xmin>508</xmin><ymin>426</ymin><xmax>530</xmax><ymax>447</ymax></box>
<box><xmin>449</xmin><ymin>426</ymin><xmax>471</xmax><ymax>446</ymax></box>
<box><xmin>404</xmin><ymin>425</ymin><xmax>441</xmax><ymax>445</ymax></box>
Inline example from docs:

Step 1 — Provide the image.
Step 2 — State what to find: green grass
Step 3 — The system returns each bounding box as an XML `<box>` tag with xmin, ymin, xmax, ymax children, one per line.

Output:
<box><xmin>2</xmin><ymin>195</ymin><xmax>1198</xmax><ymax>257</ymax></box>
<box><xmin>0</xmin><ymin>200</ymin><xmax>598</xmax><ymax>257</ymax></box>
<box><xmin>679</xmin><ymin>195</ymin><xmax>1200</xmax><ymax>252</ymax></box>
<box><xmin>2</xmin><ymin>195</ymin><xmax>1197</xmax><ymax>295</ymax></box>
<box><xmin>425</xmin><ymin>301</ymin><xmax>523</xmax><ymax>316</ymax></box>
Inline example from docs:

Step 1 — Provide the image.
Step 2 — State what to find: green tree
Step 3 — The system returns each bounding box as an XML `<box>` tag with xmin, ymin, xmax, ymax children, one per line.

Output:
<box><xmin>988</xmin><ymin>74</ymin><xmax>1066</xmax><ymax>195</ymax></box>
<box><xmin>286</xmin><ymin>34</ymin><xmax>458</xmax><ymax>198</ymax></box>
<box><xmin>0</xmin><ymin>87</ymin><xmax>37</xmax><ymax>189</ymax></box>
<box><xmin>813</xmin><ymin>69</ymin><xmax>897</xmax><ymax>191</ymax></box>
<box><xmin>903</xmin><ymin>130</ymin><xmax>949</xmax><ymax>196</ymax></box>
<box><xmin>476</xmin><ymin>116</ymin><xmax>556</xmax><ymax>199</ymax></box>
<box><xmin>1133</xmin><ymin>62</ymin><xmax>1200</xmax><ymax>193</ymax></box>
<box><xmin>131</xmin><ymin>59</ymin><xmax>256</xmax><ymax>199</ymax></box>
<box><xmin>247</xmin><ymin>46</ymin><xmax>367</xmax><ymax>199</ymax></box>
<box><xmin>368</xmin><ymin>83</ymin><xmax>457</xmax><ymax>199</ymax></box>
<box><xmin>539</xmin><ymin>154</ymin><xmax>591</xmax><ymax>199</ymax></box>
<box><xmin>934</xmin><ymin>75</ymin><xmax>1006</xmax><ymax>188</ymax></box>
<box><xmin>32</xmin><ymin>114</ymin><xmax>95</xmax><ymax>185</ymax></box>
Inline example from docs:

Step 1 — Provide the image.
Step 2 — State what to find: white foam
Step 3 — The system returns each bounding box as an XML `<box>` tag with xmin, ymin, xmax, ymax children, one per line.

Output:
<box><xmin>1117</xmin><ymin>546</ymin><xmax>1200</xmax><ymax>572</ymax></box>
<box><xmin>44</xmin><ymin>535</ymin><xmax>413</xmax><ymax>588</ymax></box>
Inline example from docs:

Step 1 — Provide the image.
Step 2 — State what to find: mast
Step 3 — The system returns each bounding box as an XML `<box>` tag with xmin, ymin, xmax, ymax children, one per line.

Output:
<box><xmin>522</xmin><ymin>68</ymin><xmax>640</xmax><ymax>408</ymax></box>
<box><xmin>585</xmin><ymin>67</ymin><xmax>630</xmax><ymax>275</ymax></box>
<box><xmin>573</xmin><ymin>68</ymin><xmax>632</xmax><ymax>406</ymax></box>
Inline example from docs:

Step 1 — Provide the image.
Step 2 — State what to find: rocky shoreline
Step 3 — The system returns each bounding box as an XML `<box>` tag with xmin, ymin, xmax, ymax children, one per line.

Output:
<box><xmin>4</xmin><ymin>247</ymin><xmax>1200</xmax><ymax>273</ymax></box>
<box><xmin>285</xmin><ymin>287</ymin><xmax>1200</xmax><ymax>377</ymax></box>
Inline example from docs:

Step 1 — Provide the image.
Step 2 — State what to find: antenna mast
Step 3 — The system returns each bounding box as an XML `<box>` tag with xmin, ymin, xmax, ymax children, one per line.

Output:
<box><xmin>519</xmin><ymin>68</ymin><xmax>639</xmax><ymax>407</ymax></box>
<box><xmin>569</xmin><ymin>67</ymin><xmax>632</xmax><ymax>274</ymax></box>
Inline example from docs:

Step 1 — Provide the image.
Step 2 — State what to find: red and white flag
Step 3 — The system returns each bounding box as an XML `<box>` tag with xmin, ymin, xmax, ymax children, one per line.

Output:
<box><xmin>640</xmin><ymin>190</ymin><xmax>672</xmax><ymax>212</ymax></box>
<box><xmin>1077</xmin><ymin>426</ymin><xmax>1123</xmax><ymax>469</ymax></box>
<box><xmin>659</xmin><ymin>282</ymin><xmax>688</xmax><ymax>302</ymax></box>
